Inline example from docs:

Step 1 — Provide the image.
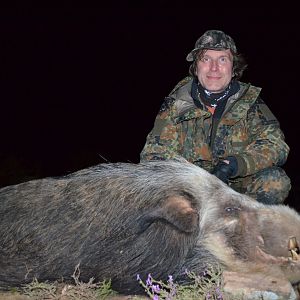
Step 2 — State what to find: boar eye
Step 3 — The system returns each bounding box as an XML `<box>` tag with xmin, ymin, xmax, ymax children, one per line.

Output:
<box><xmin>224</xmin><ymin>206</ymin><xmax>241</xmax><ymax>212</ymax></box>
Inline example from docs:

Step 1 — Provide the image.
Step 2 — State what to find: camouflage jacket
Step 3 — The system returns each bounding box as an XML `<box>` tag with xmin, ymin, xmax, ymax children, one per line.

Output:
<box><xmin>140</xmin><ymin>77</ymin><xmax>289</xmax><ymax>177</ymax></box>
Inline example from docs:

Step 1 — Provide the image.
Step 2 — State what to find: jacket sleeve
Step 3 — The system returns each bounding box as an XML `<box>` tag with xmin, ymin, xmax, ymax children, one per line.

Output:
<box><xmin>140</xmin><ymin>97</ymin><xmax>181</xmax><ymax>161</ymax></box>
<box><xmin>234</xmin><ymin>97</ymin><xmax>290</xmax><ymax>177</ymax></box>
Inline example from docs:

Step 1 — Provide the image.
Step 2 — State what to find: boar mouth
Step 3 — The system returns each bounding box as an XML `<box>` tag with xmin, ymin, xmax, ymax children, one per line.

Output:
<box><xmin>288</xmin><ymin>237</ymin><xmax>300</xmax><ymax>261</ymax></box>
<box><xmin>256</xmin><ymin>236</ymin><xmax>299</xmax><ymax>263</ymax></box>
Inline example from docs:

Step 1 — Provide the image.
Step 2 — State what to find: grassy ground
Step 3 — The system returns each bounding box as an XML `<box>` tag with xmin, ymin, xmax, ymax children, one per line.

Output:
<box><xmin>0</xmin><ymin>265</ymin><xmax>231</xmax><ymax>300</ymax></box>
<box><xmin>0</xmin><ymin>280</ymin><xmax>146</xmax><ymax>300</ymax></box>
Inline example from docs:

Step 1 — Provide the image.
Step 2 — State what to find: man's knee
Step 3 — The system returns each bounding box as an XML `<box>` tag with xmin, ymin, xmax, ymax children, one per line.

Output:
<box><xmin>231</xmin><ymin>167</ymin><xmax>291</xmax><ymax>204</ymax></box>
<box><xmin>250</xmin><ymin>167</ymin><xmax>291</xmax><ymax>204</ymax></box>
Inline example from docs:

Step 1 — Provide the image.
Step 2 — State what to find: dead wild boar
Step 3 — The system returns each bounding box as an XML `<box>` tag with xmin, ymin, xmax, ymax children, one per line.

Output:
<box><xmin>0</xmin><ymin>159</ymin><xmax>299</xmax><ymax>294</ymax></box>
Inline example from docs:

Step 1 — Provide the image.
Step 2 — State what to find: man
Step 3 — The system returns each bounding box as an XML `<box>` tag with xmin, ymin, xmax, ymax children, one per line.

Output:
<box><xmin>140</xmin><ymin>29</ymin><xmax>291</xmax><ymax>204</ymax></box>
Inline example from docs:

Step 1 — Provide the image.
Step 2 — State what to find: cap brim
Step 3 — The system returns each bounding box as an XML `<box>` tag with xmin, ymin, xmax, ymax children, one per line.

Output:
<box><xmin>186</xmin><ymin>48</ymin><xmax>199</xmax><ymax>62</ymax></box>
<box><xmin>186</xmin><ymin>46</ymin><xmax>233</xmax><ymax>62</ymax></box>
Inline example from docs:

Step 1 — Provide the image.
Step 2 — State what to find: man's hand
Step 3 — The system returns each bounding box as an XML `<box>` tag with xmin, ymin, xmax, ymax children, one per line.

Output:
<box><xmin>212</xmin><ymin>156</ymin><xmax>238</xmax><ymax>184</ymax></box>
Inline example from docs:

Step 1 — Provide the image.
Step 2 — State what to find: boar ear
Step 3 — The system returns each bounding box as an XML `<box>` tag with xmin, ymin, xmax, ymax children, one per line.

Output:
<box><xmin>137</xmin><ymin>195</ymin><xmax>199</xmax><ymax>233</ymax></box>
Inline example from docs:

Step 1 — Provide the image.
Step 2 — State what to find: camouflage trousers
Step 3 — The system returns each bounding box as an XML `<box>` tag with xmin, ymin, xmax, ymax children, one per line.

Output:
<box><xmin>229</xmin><ymin>167</ymin><xmax>291</xmax><ymax>204</ymax></box>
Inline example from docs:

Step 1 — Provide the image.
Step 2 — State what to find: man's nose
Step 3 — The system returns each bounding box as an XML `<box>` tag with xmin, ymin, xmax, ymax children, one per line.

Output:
<box><xmin>210</xmin><ymin>60</ymin><xmax>219</xmax><ymax>71</ymax></box>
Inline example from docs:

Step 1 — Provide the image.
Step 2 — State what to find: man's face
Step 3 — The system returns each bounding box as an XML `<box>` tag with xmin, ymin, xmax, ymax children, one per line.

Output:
<box><xmin>196</xmin><ymin>49</ymin><xmax>233</xmax><ymax>93</ymax></box>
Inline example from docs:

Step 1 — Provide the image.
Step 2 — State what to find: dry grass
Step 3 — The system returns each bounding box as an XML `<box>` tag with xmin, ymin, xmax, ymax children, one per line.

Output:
<box><xmin>0</xmin><ymin>264</ymin><xmax>264</xmax><ymax>300</ymax></box>
<box><xmin>0</xmin><ymin>264</ymin><xmax>146</xmax><ymax>300</ymax></box>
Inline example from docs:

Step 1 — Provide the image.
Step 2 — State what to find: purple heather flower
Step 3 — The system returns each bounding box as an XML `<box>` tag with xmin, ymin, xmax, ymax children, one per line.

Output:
<box><xmin>205</xmin><ymin>292</ymin><xmax>211</xmax><ymax>299</ymax></box>
<box><xmin>146</xmin><ymin>274</ymin><xmax>152</xmax><ymax>286</ymax></box>
<box><xmin>167</xmin><ymin>275</ymin><xmax>173</xmax><ymax>283</ymax></box>
<box><xmin>136</xmin><ymin>274</ymin><xmax>141</xmax><ymax>281</ymax></box>
<box><xmin>151</xmin><ymin>284</ymin><xmax>161</xmax><ymax>293</ymax></box>
<box><xmin>215</xmin><ymin>287</ymin><xmax>223</xmax><ymax>299</ymax></box>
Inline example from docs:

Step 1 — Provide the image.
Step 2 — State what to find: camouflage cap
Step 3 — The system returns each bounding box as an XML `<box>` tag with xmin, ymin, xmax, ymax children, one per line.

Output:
<box><xmin>186</xmin><ymin>30</ymin><xmax>237</xmax><ymax>62</ymax></box>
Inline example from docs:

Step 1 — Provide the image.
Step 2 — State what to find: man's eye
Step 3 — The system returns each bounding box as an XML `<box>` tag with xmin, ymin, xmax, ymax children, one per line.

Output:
<box><xmin>219</xmin><ymin>57</ymin><xmax>228</xmax><ymax>64</ymax></box>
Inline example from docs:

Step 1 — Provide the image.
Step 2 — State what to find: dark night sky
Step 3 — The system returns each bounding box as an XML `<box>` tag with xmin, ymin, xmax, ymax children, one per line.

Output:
<box><xmin>1</xmin><ymin>5</ymin><xmax>300</xmax><ymax>210</ymax></box>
